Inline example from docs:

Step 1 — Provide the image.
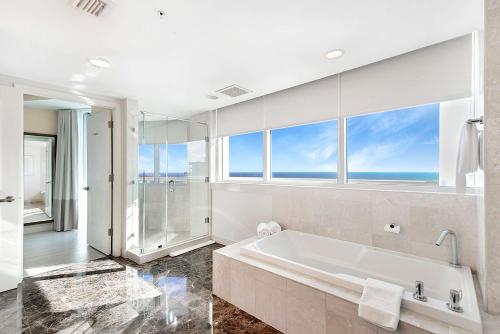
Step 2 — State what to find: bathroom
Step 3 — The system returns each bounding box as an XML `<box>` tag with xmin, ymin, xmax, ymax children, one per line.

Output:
<box><xmin>0</xmin><ymin>1</ymin><xmax>499</xmax><ymax>333</ymax></box>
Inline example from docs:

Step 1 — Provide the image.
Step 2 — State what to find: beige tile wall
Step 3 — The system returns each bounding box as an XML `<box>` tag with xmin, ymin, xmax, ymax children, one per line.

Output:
<box><xmin>484</xmin><ymin>0</ymin><xmax>500</xmax><ymax>314</ymax></box>
<box><xmin>271</xmin><ymin>186</ymin><xmax>479</xmax><ymax>271</ymax></box>
<box><xmin>213</xmin><ymin>183</ymin><xmax>480</xmax><ymax>271</ymax></box>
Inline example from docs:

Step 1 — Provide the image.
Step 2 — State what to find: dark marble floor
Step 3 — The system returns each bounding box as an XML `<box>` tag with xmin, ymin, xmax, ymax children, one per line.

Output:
<box><xmin>0</xmin><ymin>244</ymin><xmax>281</xmax><ymax>334</ymax></box>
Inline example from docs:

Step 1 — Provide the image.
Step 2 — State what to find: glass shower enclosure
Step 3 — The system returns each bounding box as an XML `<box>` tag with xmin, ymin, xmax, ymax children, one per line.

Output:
<box><xmin>137</xmin><ymin>113</ymin><xmax>210</xmax><ymax>253</ymax></box>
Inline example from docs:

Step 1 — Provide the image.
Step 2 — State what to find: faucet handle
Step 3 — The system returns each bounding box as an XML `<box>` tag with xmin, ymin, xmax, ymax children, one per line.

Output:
<box><xmin>446</xmin><ymin>289</ymin><xmax>463</xmax><ymax>313</ymax></box>
<box><xmin>412</xmin><ymin>281</ymin><xmax>427</xmax><ymax>302</ymax></box>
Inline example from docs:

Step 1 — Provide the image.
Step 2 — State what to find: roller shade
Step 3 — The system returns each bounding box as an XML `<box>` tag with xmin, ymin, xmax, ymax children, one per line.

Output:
<box><xmin>216</xmin><ymin>34</ymin><xmax>472</xmax><ymax>136</ymax></box>
<box><xmin>340</xmin><ymin>34</ymin><xmax>472</xmax><ymax>117</ymax></box>
<box><xmin>264</xmin><ymin>75</ymin><xmax>339</xmax><ymax>129</ymax></box>
<box><xmin>217</xmin><ymin>97</ymin><xmax>265</xmax><ymax>137</ymax></box>
<box><xmin>217</xmin><ymin>75</ymin><xmax>339</xmax><ymax>136</ymax></box>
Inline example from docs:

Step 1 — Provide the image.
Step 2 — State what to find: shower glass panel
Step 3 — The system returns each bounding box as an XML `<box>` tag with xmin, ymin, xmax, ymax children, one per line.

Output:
<box><xmin>138</xmin><ymin>113</ymin><xmax>210</xmax><ymax>253</ymax></box>
<box><xmin>138</xmin><ymin>114</ymin><xmax>168</xmax><ymax>252</ymax></box>
<box><xmin>166</xmin><ymin>119</ymin><xmax>209</xmax><ymax>246</ymax></box>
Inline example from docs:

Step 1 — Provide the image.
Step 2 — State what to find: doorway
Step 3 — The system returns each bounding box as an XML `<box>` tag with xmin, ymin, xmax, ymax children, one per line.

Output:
<box><xmin>22</xmin><ymin>95</ymin><xmax>113</xmax><ymax>277</ymax></box>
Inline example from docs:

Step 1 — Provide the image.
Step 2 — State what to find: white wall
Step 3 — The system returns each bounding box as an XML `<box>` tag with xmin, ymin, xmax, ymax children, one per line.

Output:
<box><xmin>24</xmin><ymin>108</ymin><xmax>58</xmax><ymax>135</ymax></box>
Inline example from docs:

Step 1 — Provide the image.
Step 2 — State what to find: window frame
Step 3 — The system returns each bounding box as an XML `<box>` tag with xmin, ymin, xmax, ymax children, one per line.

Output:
<box><xmin>345</xmin><ymin>104</ymin><xmax>441</xmax><ymax>185</ymax></box>
<box><xmin>218</xmin><ymin>99</ymin><xmax>482</xmax><ymax>189</ymax></box>
<box><xmin>221</xmin><ymin>130</ymin><xmax>266</xmax><ymax>181</ymax></box>
<box><xmin>269</xmin><ymin>119</ymin><xmax>340</xmax><ymax>183</ymax></box>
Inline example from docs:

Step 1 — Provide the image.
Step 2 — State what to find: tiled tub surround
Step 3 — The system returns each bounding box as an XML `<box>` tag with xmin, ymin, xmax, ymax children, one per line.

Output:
<box><xmin>214</xmin><ymin>238</ymin><xmax>481</xmax><ymax>334</ymax></box>
<box><xmin>212</xmin><ymin>183</ymin><xmax>481</xmax><ymax>272</ymax></box>
<box><xmin>0</xmin><ymin>244</ymin><xmax>280</xmax><ymax>333</ymax></box>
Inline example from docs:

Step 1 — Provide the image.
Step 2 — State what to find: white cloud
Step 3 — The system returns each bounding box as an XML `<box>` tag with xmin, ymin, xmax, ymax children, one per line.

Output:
<box><xmin>304</xmin><ymin>144</ymin><xmax>336</xmax><ymax>162</ymax></box>
<box><xmin>348</xmin><ymin>142</ymin><xmax>398</xmax><ymax>172</ymax></box>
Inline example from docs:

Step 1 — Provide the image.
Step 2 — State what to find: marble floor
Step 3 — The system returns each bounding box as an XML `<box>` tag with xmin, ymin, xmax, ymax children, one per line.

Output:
<box><xmin>24</xmin><ymin>230</ymin><xmax>107</xmax><ymax>277</ymax></box>
<box><xmin>0</xmin><ymin>243</ymin><xmax>281</xmax><ymax>334</ymax></box>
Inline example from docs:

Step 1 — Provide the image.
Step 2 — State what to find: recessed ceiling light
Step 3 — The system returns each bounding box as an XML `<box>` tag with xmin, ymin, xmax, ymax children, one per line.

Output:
<box><xmin>325</xmin><ymin>49</ymin><xmax>344</xmax><ymax>59</ymax></box>
<box><xmin>207</xmin><ymin>95</ymin><xmax>219</xmax><ymax>100</ymax></box>
<box><xmin>88</xmin><ymin>58</ymin><xmax>111</xmax><ymax>68</ymax></box>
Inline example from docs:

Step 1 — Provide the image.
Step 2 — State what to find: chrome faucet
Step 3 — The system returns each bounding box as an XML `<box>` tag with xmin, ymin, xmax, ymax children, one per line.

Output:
<box><xmin>435</xmin><ymin>229</ymin><xmax>461</xmax><ymax>267</ymax></box>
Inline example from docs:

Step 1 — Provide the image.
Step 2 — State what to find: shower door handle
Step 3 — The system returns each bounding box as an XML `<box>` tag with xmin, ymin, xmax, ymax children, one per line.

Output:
<box><xmin>168</xmin><ymin>180</ymin><xmax>175</xmax><ymax>192</ymax></box>
<box><xmin>0</xmin><ymin>196</ymin><xmax>15</xmax><ymax>203</ymax></box>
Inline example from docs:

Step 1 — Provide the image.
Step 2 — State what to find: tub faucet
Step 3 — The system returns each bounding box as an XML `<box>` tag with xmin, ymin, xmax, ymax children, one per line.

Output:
<box><xmin>435</xmin><ymin>229</ymin><xmax>461</xmax><ymax>267</ymax></box>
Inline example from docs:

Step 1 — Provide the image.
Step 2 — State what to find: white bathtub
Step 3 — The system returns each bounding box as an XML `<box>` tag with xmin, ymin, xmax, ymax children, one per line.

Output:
<box><xmin>240</xmin><ymin>230</ymin><xmax>482</xmax><ymax>333</ymax></box>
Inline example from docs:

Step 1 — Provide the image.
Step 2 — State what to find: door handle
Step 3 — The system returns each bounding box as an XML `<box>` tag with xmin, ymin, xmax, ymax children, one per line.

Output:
<box><xmin>0</xmin><ymin>196</ymin><xmax>15</xmax><ymax>203</ymax></box>
<box><xmin>83</xmin><ymin>186</ymin><xmax>90</xmax><ymax>191</ymax></box>
<box><xmin>168</xmin><ymin>180</ymin><xmax>175</xmax><ymax>192</ymax></box>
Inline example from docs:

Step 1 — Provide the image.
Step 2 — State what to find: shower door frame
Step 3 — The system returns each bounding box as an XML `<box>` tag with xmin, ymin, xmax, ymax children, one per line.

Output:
<box><xmin>138</xmin><ymin>113</ymin><xmax>212</xmax><ymax>254</ymax></box>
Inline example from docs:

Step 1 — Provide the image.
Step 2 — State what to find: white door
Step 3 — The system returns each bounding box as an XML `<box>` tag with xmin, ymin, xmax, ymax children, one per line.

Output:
<box><xmin>86</xmin><ymin>109</ymin><xmax>112</xmax><ymax>255</ymax></box>
<box><xmin>0</xmin><ymin>85</ymin><xmax>23</xmax><ymax>292</ymax></box>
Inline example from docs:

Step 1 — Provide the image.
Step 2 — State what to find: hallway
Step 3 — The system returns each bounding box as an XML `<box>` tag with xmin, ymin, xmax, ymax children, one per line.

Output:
<box><xmin>23</xmin><ymin>230</ymin><xmax>105</xmax><ymax>277</ymax></box>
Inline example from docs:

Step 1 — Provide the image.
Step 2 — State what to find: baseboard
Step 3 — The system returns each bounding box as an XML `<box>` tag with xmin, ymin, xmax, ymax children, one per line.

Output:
<box><xmin>211</xmin><ymin>235</ymin><xmax>236</xmax><ymax>246</ymax></box>
<box><xmin>169</xmin><ymin>240</ymin><xmax>215</xmax><ymax>257</ymax></box>
<box><xmin>24</xmin><ymin>221</ymin><xmax>54</xmax><ymax>234</ymax></box>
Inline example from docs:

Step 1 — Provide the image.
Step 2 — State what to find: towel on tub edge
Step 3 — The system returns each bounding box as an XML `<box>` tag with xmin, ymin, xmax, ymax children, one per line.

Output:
<box><xmin>358</xmin><ymin>278</ymin><xmax>405</xmax><ymax>331</ymax></box>
<box><xmin>268</xmin><ymin>221</ymin><xmax>282</xmax><ymax>234</ymax></box>
<box><xmin>257</xmin><ymin>222</ymin><xmax>271</xmax><ymax>239</ymax></box>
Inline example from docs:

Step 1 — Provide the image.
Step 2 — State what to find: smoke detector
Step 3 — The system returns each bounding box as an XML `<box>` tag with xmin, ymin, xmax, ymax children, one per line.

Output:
<box><xmin>216</xmin><ymin>84</ymin><xmax>251</xmax><ymax>98</ymax></box>
<box><xmin>73</xmin><ymin>0</ymin><xmax>108</xmax><ymax>16</ymax></box>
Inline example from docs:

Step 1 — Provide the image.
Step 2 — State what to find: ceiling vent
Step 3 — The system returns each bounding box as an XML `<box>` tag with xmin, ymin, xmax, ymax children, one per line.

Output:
<box><xmin>216</xmin><ymin>84</ymin><xmax>252</xmax><ymax>98</ymax></box>
<box><xmin>73</xmin><ymin>0</ymin><xmax>108</xmax><ymax>16</ymax></box>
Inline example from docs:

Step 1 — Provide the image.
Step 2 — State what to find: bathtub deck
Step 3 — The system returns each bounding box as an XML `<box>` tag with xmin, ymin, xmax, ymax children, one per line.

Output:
<box><xmin>213</xmin><ymin>237</ymin><xmax>477</xmax><ymax>334</ymax></box>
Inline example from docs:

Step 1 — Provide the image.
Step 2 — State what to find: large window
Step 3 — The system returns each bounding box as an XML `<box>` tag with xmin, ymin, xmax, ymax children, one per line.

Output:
<box><xmin>227</xmin><ymin>131</ymin><xmax>263</xmax><ymax>178</ymax></box>
<box><xmin>346</xmin><ymin>104</ymin><xmax>439</xmax><ymax>182</ymax></box>
<box><xmin>220</xmin><ymin>103</ymin><xmax>460</xmax><ymax>185</ymax></box>
<box><xmin>271</xmin><ymin>120</ymin><xmax>338</xmax><ymax>179</ymax></box>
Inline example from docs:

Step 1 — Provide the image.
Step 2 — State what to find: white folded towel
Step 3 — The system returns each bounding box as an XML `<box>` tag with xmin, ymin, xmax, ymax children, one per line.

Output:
<box><xmin>268</xmin><ymin>221</ymin><xmax>282</xmax><ymax>234</ymax></box>
<box><xmin>257</xmin><ymin>222</ymin><xmax>271</xmax><ymax>239</ymax></box>
<box><xmin>358</xmin><ymin>278</ymin><xmax>405</xmax><ymax>332</ymax></box>
<box><xmin>456</xmin><ymin>122</ymin><xmax>479</xmax><ymax>192</ymax></box>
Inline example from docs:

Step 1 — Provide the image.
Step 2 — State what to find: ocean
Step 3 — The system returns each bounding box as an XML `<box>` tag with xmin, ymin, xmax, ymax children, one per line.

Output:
<box><xmin>229</xmin><ymin>172</ymin><xmax>439</xmax><ymax>182</ymax></box>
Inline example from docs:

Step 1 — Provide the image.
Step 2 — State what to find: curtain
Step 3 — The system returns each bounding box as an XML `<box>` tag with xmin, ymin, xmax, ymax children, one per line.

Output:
<box><xmin>53</xmin><ymin>110</ymin><xmax>85</xmax><ymax>231</ymax></box>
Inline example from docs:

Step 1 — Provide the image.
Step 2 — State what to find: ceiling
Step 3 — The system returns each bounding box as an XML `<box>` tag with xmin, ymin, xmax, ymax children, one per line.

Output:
<box><xmin>0</xmin><ymin>0</ymin><xmax>483</xmax><ymax>118</ymax></box>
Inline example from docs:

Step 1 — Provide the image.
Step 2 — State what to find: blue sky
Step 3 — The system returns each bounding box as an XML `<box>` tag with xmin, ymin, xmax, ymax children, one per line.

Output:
<box><xmin>228</xmin><ymin>132</ymin><xmax>263</xmax><ymax>173</ymax></box>
<box><xmin>347</xmin><ymin>104</ymin><xmax>439</xmax><ymax>172</ymax></box>
<box><xmin>139</xmin><ymin>143</ymin><xmax>188</xmax><ymax>175</ymax></box>
<box><xmin>271</xmin><ymin>120</ymin><xmax>337</xmax><ymax>173</ymax></box>
<box><xmin>228</xmin><ymin>103</ymin><xmax>439</xmax><ymax>173</ymax></box>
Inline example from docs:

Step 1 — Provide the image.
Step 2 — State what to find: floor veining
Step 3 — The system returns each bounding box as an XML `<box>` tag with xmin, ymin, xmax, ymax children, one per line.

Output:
<box><xmin>0</xmin><ymin>243</ymin><xmax>281</xmax><ymax>334</ymax></box>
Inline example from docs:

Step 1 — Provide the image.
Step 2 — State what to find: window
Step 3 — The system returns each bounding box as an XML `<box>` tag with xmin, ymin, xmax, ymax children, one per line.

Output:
<box><xmin>138</xmin><ymin>144</ymin><xmax>155</xmax><ymax>183</ymax></box>
<box><xmin>271</xmin><ymin>120</ymin><xmax>338</xmax><ymax>179</ymax></box>
<box><xmin>346</xmin><ymin>104</ymin><xmax>439</xmax><ymax>182</ymax></box>
<box><xmin>140</xmin><ymin>143</ymin><xmax>188</xmax><ymax>183</ymax></box>
<box><xmin>226</xmin><ymin>131</ymin><xmax>263</xmax><ymax>178</ymax></box>
<box><xmin>155</xmin><ymin>144</ymin><xmax>188</xmax><ymax>183</ymax></box>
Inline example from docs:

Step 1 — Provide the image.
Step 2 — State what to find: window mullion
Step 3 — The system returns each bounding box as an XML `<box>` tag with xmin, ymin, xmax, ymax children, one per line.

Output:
<box><xmin>337</xmin><ymin>117</ymin><xmax>346</xmax><ymax>184</ymax></box>
<box><xmin>263</xmin><ymin>129</ymin><xmax>271</xmax><ymax>182</ymax></box>
<box><xmin>154</xmin><ymin>144</ymin><xmax>160</xmax><ymax>183</ymax></box>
